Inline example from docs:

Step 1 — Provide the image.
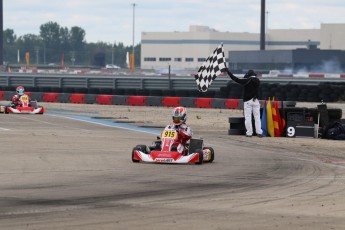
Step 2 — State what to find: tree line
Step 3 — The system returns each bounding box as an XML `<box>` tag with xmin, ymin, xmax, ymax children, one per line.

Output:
<box><xmin>2</xmin><ymin>21</ymin><xmax>141</xmax><ymax>68</ymax></box>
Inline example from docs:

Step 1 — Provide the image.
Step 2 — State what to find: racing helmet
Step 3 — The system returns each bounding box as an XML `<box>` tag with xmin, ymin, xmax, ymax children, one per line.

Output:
<box><xmin>172</xmin><ymin>106</ymin><xmax>187</xmax><ymax>125</ymax></box>
<box><xmin>16</xmin><ymin>86</ymin><xmax>25</xmax><ymax>95</ymax></box>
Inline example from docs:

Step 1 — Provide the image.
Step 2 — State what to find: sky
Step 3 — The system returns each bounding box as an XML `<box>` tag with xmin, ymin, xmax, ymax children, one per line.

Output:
<box><xmin>3</xmin><ymin>0</ymin><xmax>345</xmax><ymax>46</ymax></box>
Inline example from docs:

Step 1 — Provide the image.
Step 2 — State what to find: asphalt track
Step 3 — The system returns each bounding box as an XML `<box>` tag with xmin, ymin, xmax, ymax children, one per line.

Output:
<box><xmin>1</xmin><ymin>112</ymin><xmax>345</xmax><ymax>230</ymax></box>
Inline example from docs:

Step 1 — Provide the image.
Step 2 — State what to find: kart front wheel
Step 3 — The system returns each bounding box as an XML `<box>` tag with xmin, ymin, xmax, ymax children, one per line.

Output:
<box><xmin>135</xmin><ymin>145</ymin><xmax>148</xmax><ymax>154</ymax></box>
<box><xmin>131</xmin><ymin>145</ymin><xmax>148</xmax><ymax>163</ymax></box>
<box><xmin>132</xmin><ymin>147</ymin><xmax>140</xmax><ymax>163</ymax></box>
<box><xmin>203</xmin><ymin>147</ymin><xmax>215</xmax><ymax>163</ymax></box>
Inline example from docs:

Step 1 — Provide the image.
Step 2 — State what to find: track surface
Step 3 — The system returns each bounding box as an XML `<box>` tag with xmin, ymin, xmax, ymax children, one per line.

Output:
<box><xmin>1</xmin><ymin>112</ymin><xmax>345</xmax><ymax>230</ymax></box>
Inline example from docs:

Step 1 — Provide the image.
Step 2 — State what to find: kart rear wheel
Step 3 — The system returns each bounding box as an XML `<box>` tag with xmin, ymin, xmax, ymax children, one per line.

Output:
<box><xmin>203</xmin><ymin>147</ymin><xmax>215</xmax><ymax>163</ymax></box>
<box><xmin>195</xmin><ymin>149</ymin><xmax>203</xmax><ymax>165</ymax></box>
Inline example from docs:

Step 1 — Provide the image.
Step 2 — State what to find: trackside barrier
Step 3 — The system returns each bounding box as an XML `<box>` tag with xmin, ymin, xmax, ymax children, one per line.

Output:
<box><xmin>3</xmin><ymin>91</ymin><xmax>14</xmax><ymax>100</ymax></box>
<box><xmin>84</xmin><ymin>95</ymin><xmax>98</xmax><ymax>104</ymax></box>
<box><xmin>30</xmin><ymin>92</ymin><xmax>44</xmax><ymax>102</ymax></box>
<box><xmin>70</xmin><ymin>94</ymin><xmax>86</xmax><ymax>104</ymax></box>
<box><xmin>309</xmin><ymin>74</ymin><xmax>325</xmax><ymax>78</ymax></box>
<box><xmin>162</xmin><ymin>97</ymin><xmax>181</xmax><ymax>107</ymax></box>
<box><xmin>57</xmin><ymin>94</ymin><xmax>71</xmax><ymax>103</ymax></box>
<box><xmin>0</xmin><ymin>91</ymin><xmax>296</xmax><ymax>110</ymax></box>
<box><xmin>225</xmin><ymin>99</ymin><xmax>241</xmax><ymax>109</ymax></box>
<box><xmin>180</xmin><ymin>98</ymin><xmax>198</xmax><ymax>108</ymax></box>
<box><xmin>43</xmin><ymin>93</ymin><xmax>59</xmax><ymax>103</ymax></box>
<box><xmin>127</xmin><ymin>96</ymin><xmax>148</xmax><ymax>106</ymax></box>
<box><xmin>194</xmin><ymin>98</ymin><xmax>214</xmax><ymax>108</ymax></box>
<box><xmin>96</xmin><ymin>95</ymin><xmax>113</xmax><ymax>105</ymax></box>
<box><xmin>113</xmin><ymin>95</ymin><xmax>129</xmax><ymax>105</ymax></box>
<box><xmin>146</xmin><ymin>97</ymin><xmax>163</xmax><ymax>106</ymax></box>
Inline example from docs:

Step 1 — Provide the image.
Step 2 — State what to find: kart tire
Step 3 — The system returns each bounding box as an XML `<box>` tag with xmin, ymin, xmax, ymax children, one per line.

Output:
<box><xmin>132</xmin><ymin>147</ymin><xmax>140</xmax><ymax>163</ymax></box>
<box><xmin>203</xmin><ymin>147</ymin><xmax>215</xmax><ymax>163</ymax></box>
<box><xmin>195</xmin><ymin>149</ymin><xmax>203</xmax><ymax>165</ymax></box>
<box><xmin>135</xmin><ymin>145</ymin><xmax>148</xmax><ymax>154</ymax></box>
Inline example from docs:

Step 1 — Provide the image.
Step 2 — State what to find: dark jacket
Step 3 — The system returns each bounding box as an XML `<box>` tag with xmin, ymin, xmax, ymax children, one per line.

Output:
<box><xmin>227</xmin><ymin>70</ymin><xmax>260</xmax><ymax>102</ymax></box>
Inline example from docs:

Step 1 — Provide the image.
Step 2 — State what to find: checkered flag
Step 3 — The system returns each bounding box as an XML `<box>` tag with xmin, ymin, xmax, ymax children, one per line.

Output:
<box><xmin>195</xmin><ymin>43</ymin><xmax>227</xmax><ymax>92</ymax></box>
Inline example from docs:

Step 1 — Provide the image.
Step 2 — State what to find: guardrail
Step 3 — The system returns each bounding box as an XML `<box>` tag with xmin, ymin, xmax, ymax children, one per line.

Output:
<box><xmin>1</xmin><ymin>73</ymin><xmax>345</xmax><ymax>91</ymax></box>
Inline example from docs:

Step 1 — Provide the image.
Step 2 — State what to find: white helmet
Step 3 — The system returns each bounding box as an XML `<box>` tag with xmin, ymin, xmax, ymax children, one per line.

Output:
<box><xmin>16</xmin><ymin>86</ymin><xmax>25</xmax><ymax>95</ymax></box>
<box><xmin>172</xmin><ymin>107</ymin><xmax>187</xmax><ymax>125</ymax></box>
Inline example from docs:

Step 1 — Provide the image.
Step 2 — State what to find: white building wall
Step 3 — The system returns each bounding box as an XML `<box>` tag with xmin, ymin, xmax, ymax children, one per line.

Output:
<box><xmin>320</xmin><ymin>23</ymin><xmax>345</xmax><ymax>50</ymax></box>
<box><xmin>141</xmin><ymin>24</ymin><xmax>344</xmax><ymax>70</ymax></box>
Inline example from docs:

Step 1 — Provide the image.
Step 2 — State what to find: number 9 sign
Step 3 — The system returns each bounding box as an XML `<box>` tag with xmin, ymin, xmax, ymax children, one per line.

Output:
<box><xmin>286</xmin><ymin>126</ymin><xmax>296</xmax><ymax>137</ymax></box>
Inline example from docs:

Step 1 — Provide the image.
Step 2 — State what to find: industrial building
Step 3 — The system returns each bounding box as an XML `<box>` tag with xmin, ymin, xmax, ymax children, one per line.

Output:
<box><xmin>140</xmin><ymin>24</ymin><xmax>345</xmax><ymax>72</ymax></box>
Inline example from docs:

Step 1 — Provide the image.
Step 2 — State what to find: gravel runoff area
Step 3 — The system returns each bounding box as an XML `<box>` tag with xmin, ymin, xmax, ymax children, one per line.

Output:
<box><xmin>30</xmin><ymin>101</ymin><xmax>345</xmax><ymax>162</ymax></box>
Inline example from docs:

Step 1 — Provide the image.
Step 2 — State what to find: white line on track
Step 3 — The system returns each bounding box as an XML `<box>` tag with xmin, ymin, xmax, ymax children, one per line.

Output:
<box><xmin>47</xmin><ymin>113</ymin><xmax>161</xmax><ymax>135</ymax></box>
<box><xmin>12</xmin><ymin>115</ymin><xmax>58</xmax><ymax>125</ymax></box>
<box><xmin>0</xmin><ymin>127</ymin><xmax>10</xmax><ymax>131</ymax></box>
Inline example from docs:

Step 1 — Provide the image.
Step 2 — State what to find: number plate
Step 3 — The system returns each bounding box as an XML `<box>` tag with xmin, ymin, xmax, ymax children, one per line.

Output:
<box><xmin>20</xmin><ymin>95</ymin><xmax>29</xmax><ymax>102</ymax></box>
<box><xmin>161</xmin><ymin>130</ymin><xmax>177</xmax><ymax>138</ymax></box>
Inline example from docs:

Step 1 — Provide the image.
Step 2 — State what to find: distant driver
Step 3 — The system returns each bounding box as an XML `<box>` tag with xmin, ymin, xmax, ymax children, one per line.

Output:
<box><xmin>11</xmin><ymin>86</ymin><xmax>30</xmax><ymax>108</ymax></box>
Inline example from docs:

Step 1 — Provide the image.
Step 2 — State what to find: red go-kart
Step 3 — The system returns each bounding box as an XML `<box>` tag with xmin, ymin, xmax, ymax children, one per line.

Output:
<box><xmin>132</xmin><ymin>127</ymin><xmax>214</xmax><ymax>164</ymax></box>
<box><xmin>0</xmin><ymin>94</ymin><xmax>45</xmax><ymax>114</ymax></box>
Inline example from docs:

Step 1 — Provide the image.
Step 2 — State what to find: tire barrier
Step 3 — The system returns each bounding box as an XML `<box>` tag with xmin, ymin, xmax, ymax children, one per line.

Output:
<box><xmin>43</xmin><ymin>93</ymin><xmax>60</xmax><ymax>103</ymax></box>
<box><xmin>228</xmin><ymin>117</ymin><xmax>246</xmax><ymax>135</ymax></box>
<box><xmin>127</xmin><ymin>96</ymin><xmax>148</xmax><ymax>106</ymax></box>
<box><xmin>0</xmin><ymin>91</ymin><xmax>296</xmax><ymax>112</ymax></box>
<box><xmin>1</xmin><ymin>81</ymin><xmax>344</xmax><ymax>102</ymax></box>
<box><xmin>194</xmin><ymin>98</ymin><xmax>214</xmax><ymax>108</ymax></box>
<box><xmin>0</xmin><ymin>90</ymin><xmax>299</xmax><ymax>112</ymax></box>
<box><xmin>228</xmin><ymin>107</ymin><xmax>343</xmax><ymax>136</ymax></box>
<box><xmin>0</xmin><ymin>91</ymin><xmax>245</xmax><ymax>109</ymax></box>
<box><xmin>161</xmin><ymin>97</ymin><xmax>182</xmax><ymax>107</ymax></box>
<box><xmin>96</xmin><ymin>95</ymin><xmax>113</xmax><ymax>105</ymax></box>
<box><xmin>228</xmin><ymin>116</ymin><xmax>259</xmax><ymax>136</ymax></box>
<box><xmin>70</xmin><ymin>94</ymin><xmax>86</xmax><ymax>104</ymax></box>
<box><xmin>112</xmin><ymin>95</ymin><xmax>128</xmax><ymax>105</ymax></box>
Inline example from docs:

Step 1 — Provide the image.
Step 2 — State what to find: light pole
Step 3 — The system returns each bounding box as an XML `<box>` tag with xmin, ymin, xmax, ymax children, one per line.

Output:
<box><xmin>266</xmin><ymin>11</ymin><xmax>269</xmax><ymax>47</ymax></box>
<box><xmin>260</xmin><ymin>0</ymin><xmax>265</xmax><ymax>50</ymax></box>
<box><xmin>131</xmin><ymin>3</ymin><xmax>136</xmax><ymax>70</ymax></box>
<box><xmin>0</xmin><ymin>0</ymin><xmax>3</xmax><ymax>65</ymax></box>
<box><xmin>111</xmin><ymin>45</ymin><xmax>114</xmax><ymax>65</ymax></box>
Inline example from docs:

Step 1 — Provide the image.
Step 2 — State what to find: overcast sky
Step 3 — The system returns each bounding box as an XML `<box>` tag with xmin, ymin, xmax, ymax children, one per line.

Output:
<box><xmin>3</xmin><ymin>0</ymin><xmax>345</xmax><ymax>46</ymax></box>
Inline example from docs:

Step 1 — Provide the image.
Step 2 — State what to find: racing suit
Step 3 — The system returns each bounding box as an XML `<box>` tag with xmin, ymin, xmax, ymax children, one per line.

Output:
<box><xmin>11</xmin><ymin>94</ymin><xmax>31</xmax><ymax>108</ymax></box>
<box><xmin>165</xmin><ymin>123</ymin><xmax>193</xmax><ymax>155</ymax></box>
<box><xmin>11</xmin><ymin>95</ymin><xmax>21</xmax><ymax>107</ymax></box>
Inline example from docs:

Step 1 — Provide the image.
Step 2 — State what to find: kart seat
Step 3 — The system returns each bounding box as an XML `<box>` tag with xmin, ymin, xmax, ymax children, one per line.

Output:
<box><xmin>188</xmin><ymin>138</ymin><xmax>203</xmax><ymax>154</ymax></box>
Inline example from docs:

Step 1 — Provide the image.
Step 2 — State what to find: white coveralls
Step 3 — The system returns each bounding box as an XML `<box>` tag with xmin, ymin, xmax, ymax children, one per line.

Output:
<box><xmin>244</xmin><ymin>98</ymin><xmax>262</xmax><ymax>136</ymax></box>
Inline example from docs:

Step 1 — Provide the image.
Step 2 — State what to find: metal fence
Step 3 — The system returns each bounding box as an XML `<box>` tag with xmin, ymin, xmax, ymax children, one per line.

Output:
<box><xmin>1</xmin><ymin>73</ymin><xmax>345</xmax><ymax>91</ymax></box>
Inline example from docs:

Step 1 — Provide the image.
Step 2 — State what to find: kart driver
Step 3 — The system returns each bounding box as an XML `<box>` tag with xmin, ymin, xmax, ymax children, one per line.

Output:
<box><xmin>11</xmin><ymin>86</ymin><xmax>30</xmax><ymax>108</ymax></box>
<box><xmin>165</xmin><ymin>106</ymin><xmax>193</xmax><ymax>155</ymax></box>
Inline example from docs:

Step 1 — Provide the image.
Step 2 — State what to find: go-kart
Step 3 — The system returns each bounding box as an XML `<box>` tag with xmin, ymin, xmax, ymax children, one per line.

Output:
<box><xmin>0</xmin><ymin>94</ymin><xmax>45</xmax><ymax>114</ymax></box>
<box><xmin>132</xmin><ymin>127</ymin><xmax>214</xmax><ymax>164</ymax></box>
